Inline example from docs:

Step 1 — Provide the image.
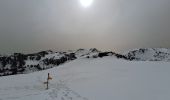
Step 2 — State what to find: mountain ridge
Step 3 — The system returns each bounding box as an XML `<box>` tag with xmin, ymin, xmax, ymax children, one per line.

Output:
<box><xmin>1</xmin><ymin>48</ymin><xmax>170</xmax><ymax>76</ymax></box>
<box><xmin>0</xmin><ymin>48</ymin><xmax>117</xmax><ymax>76</ymax></box>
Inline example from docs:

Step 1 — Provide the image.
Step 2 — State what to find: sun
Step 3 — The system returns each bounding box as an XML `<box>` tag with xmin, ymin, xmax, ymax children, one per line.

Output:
<box><xmin>80</xmin><ymin>0</ymin><xmax>93</xmax><ymax>8</ymax></box>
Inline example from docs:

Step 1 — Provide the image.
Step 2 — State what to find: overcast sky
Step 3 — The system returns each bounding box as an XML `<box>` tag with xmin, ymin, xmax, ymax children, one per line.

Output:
<box><xmin>0</xmin><ymin>0</ymin><xmax>170</xmax><ymax>54</ymax></box>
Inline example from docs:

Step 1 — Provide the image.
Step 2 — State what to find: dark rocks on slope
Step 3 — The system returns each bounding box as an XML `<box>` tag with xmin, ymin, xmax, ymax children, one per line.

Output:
<box><xmin>0</xmin><ymin>51</ymin><xmax>77</xmax><ymax>76</ymax></box>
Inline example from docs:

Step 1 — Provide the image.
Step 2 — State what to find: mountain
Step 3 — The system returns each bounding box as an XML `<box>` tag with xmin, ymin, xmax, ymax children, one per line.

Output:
<box><xmin>0</xmin><ymin>48</ymin><xmax>116</xmax><ymax>76</ymax></box>
<box><xmin>0</xmin><ymin>56</ymin><xmax>170</xmax><ymax>100</ymax></box>
<box><xmin>125</xmin><ymin>48</ymin><xmax>170</xmax><ymax>61</ymax></box>
<box><xmin>1</xmin><ymin>48</ymin><xmax>170</xmax><ymax>77</ymax></box>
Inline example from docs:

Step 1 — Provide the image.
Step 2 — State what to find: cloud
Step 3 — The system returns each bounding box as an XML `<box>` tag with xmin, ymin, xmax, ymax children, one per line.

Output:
<box><xmin>0</xmin><ymin>0</ymin><xmax>169</xmax><ymax>53</ymax></box>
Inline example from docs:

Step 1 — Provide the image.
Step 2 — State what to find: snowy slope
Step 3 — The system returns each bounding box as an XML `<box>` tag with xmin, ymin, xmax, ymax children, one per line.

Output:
<box><xmin>74</xmin><ymin>48</ymin><xmax>100</xmax><ymax>58</ymax></box>
<box><xmin>0</xmin><ymin>49</ymin><xmax>100</xmax><ymax>76</ymax></box>
<box><xmin>1</xmin><ymin>48</ymin><xmax>170</xmax><ymax>77</ymax></box>
<box><xmin>125</xmin><ymin>48</ymin><xmax>170</xmax><ymax>61</ymax></box>
<box><xmin>0</xmin><ymin>57</ymin><xmax>170</xmax><ymax>100</ymax></box>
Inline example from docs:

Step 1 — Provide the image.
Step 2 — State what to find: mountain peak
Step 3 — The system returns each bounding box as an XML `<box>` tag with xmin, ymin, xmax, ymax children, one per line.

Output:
<box><xmin>125</xmin><ymin>48</ymin><xmax>170</xmax><ymax>61</ymax></box>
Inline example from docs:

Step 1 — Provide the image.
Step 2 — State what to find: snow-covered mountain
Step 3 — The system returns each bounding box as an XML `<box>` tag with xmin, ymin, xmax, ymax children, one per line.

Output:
<box><xmin>1</xmin><ymin>48</ymin><xmax>170</xmax><ymax>77</ymax></box>
<box><xmin>0</xmin><ymin>48</ymin><xmax>116</xmax><ymax>76</ymax></box>
<box><xmin>0</xmin><ymin>50</ymin><xmax>76</xmax><ymax>76</ymax></box>
<box><xmin>0</xmin><ymin>48</ymin><xmax>170</xmax><ymax>100</ymax></box>
<box><xmin>125</xmin><ymin>48</ymin><xmax>170</xmax><ymax>61</ymax></box>
<box><xmin>0</xmin><ymin>56</ymin><xmax>170</xmax><ymax>100</ymax></box>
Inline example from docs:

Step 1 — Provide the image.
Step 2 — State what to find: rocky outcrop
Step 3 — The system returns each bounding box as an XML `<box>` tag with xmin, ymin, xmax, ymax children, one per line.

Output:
<box><xmin>125</xmin><ymin>48</ymin><xmax>170</xmax><ymax>61</ymax></box>
<box><xmin>0</xmin><ymin>51</ymin><xmax>76</xmax><ymax>76</ymax></box>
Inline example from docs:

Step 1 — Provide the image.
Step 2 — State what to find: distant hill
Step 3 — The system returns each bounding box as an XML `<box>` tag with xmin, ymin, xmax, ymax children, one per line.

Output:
<box><xmin>1</xmin><ymin>48</ymin><xmax>170</xmax><ymax>76</ymax></box>
<box><xmin>0</xmin><ymin>48</ymin><xmax>116</xmax><ymax>76</ymax></box>
<box><xmin>124</xmin><ymin>48</ymin><xmax>170</xmax><ymax>61</ymax></box>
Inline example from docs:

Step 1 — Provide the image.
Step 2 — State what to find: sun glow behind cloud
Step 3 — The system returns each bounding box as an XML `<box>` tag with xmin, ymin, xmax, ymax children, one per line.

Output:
<box><xmin>80</xmin><ymin>0</ymin><xmax>93</xmax><ymax>8</ymax></box>
<box><xmin>0</xmin><ymin>0</ymin><xmax>170</xmax><ymax>54</ymax></box>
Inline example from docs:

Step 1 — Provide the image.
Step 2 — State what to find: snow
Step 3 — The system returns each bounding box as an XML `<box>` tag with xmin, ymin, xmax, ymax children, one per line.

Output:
<box><xmin>75</xmin><ymin>49</ymin><xmax>99</xmax><ymax>58</ymax></box>
<box><xmin>0</xmin><ymin>56</ymin><xmax>170</xmax><ymax>100</ymax></box>
<box><xmin>125</xmin><ymin>48</ymin><xmax>170</xmax><ymax>61</ymax></box>
<box><xmin>43</xmin><ymin>53</ymin><xmax>65</xmax><ymax>59</ymax></box>
<box><xmin>25</xmin><ymin>60</ymin><xmax>39</xmax><ymax>65</ymax></box>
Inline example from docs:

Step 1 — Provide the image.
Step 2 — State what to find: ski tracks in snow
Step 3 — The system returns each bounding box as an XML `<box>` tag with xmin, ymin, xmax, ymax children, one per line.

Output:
<box><xmin>0</xmin><ymin>80</ymin><xmax>89</xmax><ymax>100</ymax></box>
<box><xmin>48</xmin><ymin>81</ymin><xmax>88</xmax><ymax>100</ymax></box>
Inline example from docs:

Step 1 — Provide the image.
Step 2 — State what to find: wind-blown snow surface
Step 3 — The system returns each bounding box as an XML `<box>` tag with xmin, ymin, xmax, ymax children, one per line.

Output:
<box><xmin>0</xmin><ymin>57</ymin><xmax>170</xmax><ymax>100</ymax></box>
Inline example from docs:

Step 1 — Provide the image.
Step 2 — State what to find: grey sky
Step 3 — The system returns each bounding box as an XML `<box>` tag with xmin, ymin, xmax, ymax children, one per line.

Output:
<box><xmin>0</xmin><ymin>0</ymin><xmax>170</xmax><ymax>54</ymax></box>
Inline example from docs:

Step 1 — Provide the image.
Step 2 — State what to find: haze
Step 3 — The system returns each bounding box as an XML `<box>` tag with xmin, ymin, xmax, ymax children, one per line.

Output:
<box><xmin>0</xmin><ymin>0</ymin><xmax>170</xmax><ymax>54</ymax></box>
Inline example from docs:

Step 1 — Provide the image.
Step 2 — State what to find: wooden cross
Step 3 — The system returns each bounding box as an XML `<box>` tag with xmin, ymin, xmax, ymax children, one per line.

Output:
<box><xmin>44</xmin><ymin>73</ymin><xmax>52</xmax><ymax>90</ymax></box>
